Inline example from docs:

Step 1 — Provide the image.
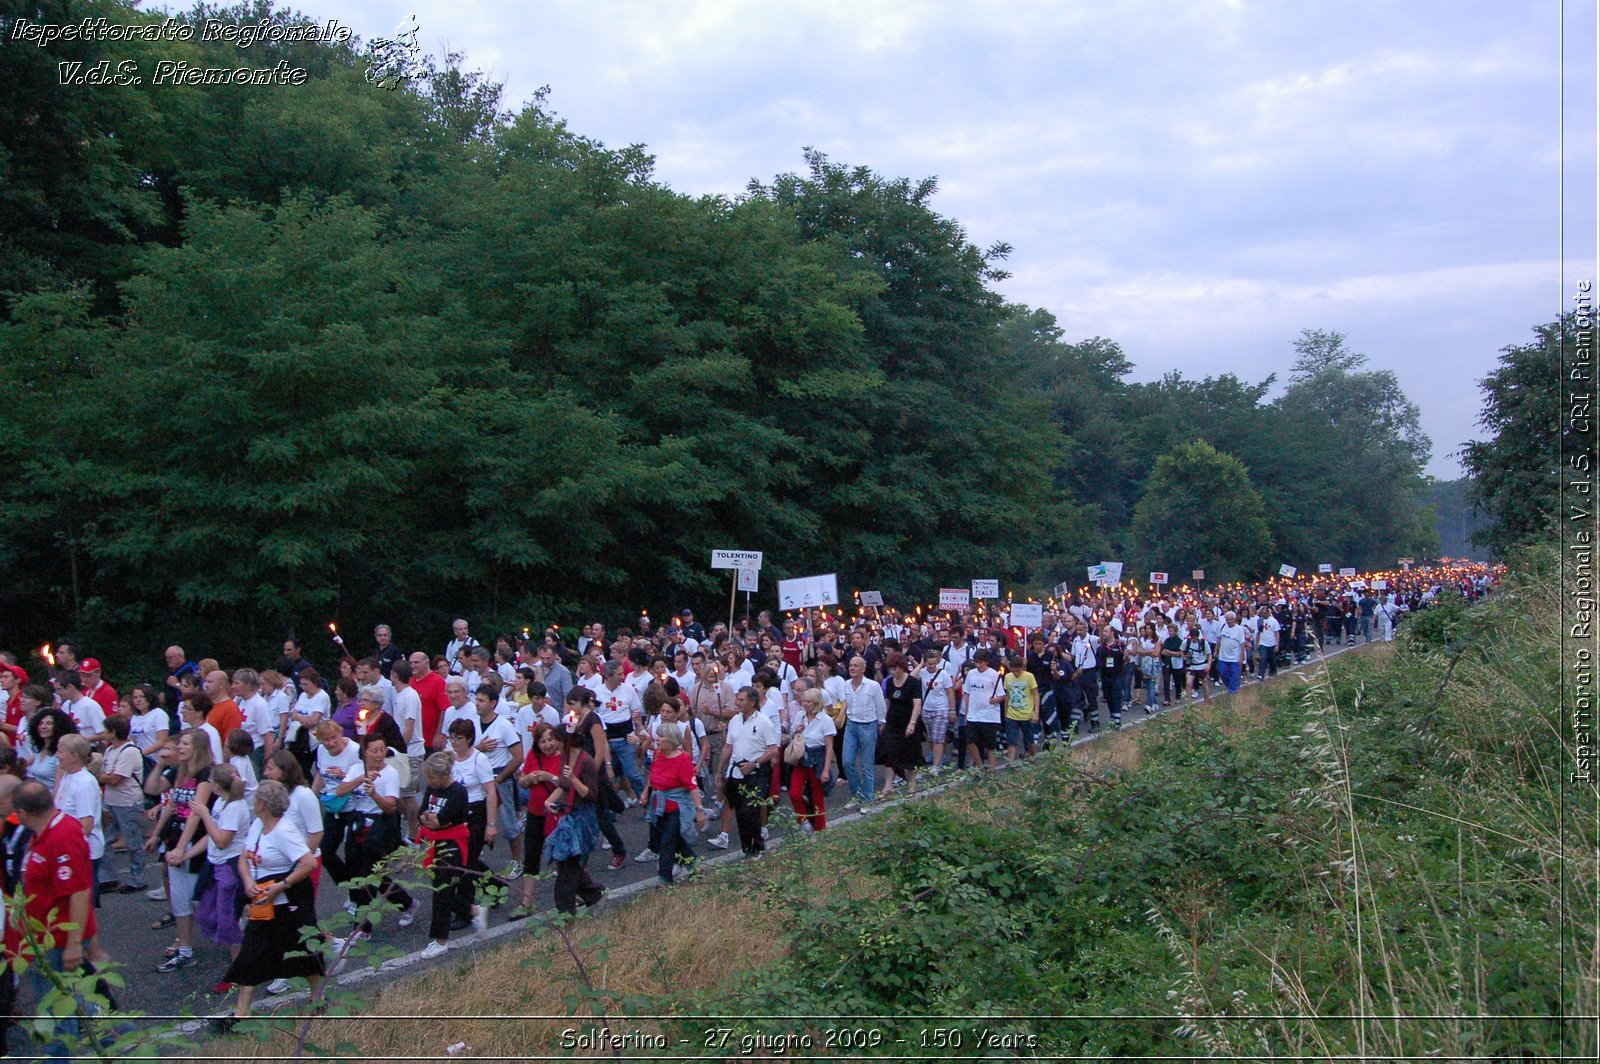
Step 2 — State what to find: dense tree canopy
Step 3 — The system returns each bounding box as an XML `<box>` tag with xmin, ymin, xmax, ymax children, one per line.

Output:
<box><xmin>0</xmin><ymin>0</ymin><xmax>1444</xmax><ymax>666</ymax></box>
<box><xmin>1460</xmin><ymin>316</ymin><xmax>1572</xmax><ymax>556</ymax></box>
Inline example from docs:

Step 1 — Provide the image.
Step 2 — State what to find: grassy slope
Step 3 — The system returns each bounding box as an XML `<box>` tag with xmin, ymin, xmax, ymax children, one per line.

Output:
<box><xmin>218</xmin><ymin>553</ymin><xmax>1594</xmax><ymax>1060</ymax></box>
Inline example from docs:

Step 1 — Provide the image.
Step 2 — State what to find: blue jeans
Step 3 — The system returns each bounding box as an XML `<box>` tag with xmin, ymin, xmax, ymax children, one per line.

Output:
<box><xmin>24</xmin><ymin>947</ymin><xmax>91</xmax><ymax>1057</ymax></box>
<box><xmin>607</xmin><ymin>737</ymin><xmax>645</xmax><ymax>795</ymax></box>
<box><xmin>1218</xmin><ymin>659</ymin><xmax>1242</xmax><ymax>694</ymax></box>
<box><xmin>841</xmin><ymin>720</ymin><xmax>879</xmax><ymax>803</ymax></box>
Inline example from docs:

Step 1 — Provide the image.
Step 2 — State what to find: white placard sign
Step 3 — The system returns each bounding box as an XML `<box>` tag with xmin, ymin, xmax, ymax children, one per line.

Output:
<box><xmin>1278</xmin><ymin>564</ymin><xmax>1297</xmax><ymax>578</ymax></box>
<box><xmin>1338</xmin><ymin>567</ymin><xmax>1357</xmax><ymax>578</ymax></box>
<box><xmin>939</xmin><ymin>588</ymin><xmax>971</xmax><ymax>610</ymax></box>
<box><xmin>1009</xmin><ymin>603</ymin><xmax>1044</xmax><ymax>628</ymax></box>
<box><xmin>711</xmin><ymin>550</ymin><xmax>763</xmax><ymax>570</ymax></box>
<box><xmin>777</xmin><ymin>573</ymin><xmax>838</xmax><ymax>610</ymax></box>
<box><xmin>859</xmin><ymin>590</ymin><xmax>884</xmax><ymax>607</ymax></box>
<box><xmin>737</xmin><ymin>566</ymin><xmax>759</xmax><ymax>593</ymax></box>
<box><xmin>971</xmin><ymin>579</ymin><xmax>1000</xmax><ymax>600</ymax></box>
<box><xmin>1054</xmin><ymin>581</ymin><xmax>1070</xmax><ymax>597</ymax></box>
<box><xmin>1349</xmin><ymin>579</ymin><xmax>1367</xmax><ymax>589</ymax></box>
<box><xmin>1318</xmin><ymin>563</ymin><xmax>1333</xmax><ymax>574</ymax></box>
<box><xmin>1087</xmin><ymin>561</ymin><xmax>1124</xmax><ymax>585</ymax></box>
<box><xmin>1372</xmin><ymin>579</ymin><xmax>1389</xmax><ymax>590</ymax></box>
<box><xmin>1149</xmin><ymin>571</ymin><xmax>1169</xmax><ymax>585</ymax></box>
<box><xmin>1191</xmin><ymin>569</ymin><xmax>1205</xmax><ymax>581</ymax></box>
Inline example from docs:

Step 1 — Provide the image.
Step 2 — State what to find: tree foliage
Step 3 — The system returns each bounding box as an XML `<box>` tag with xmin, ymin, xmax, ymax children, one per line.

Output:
<box><xmin>0</xmin><ymin>0</ymin><xmax>1443</xmax><ymax>666</ymax></box>
<box><xmin>1459</xmin><ymin>316</ymin><xmax>1572</xmax><ymax>556</ymax></box>
<box><xmin>1130</xmin><ymin>440</ymin><xmax>1274</xmax><ymax>582</ymax></box>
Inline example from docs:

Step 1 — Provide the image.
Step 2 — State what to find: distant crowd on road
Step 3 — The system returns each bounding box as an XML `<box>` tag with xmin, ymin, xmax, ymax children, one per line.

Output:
<box><xmin>0</xmin><ymin>560</ymin><xmax>1498</xmax><ymax>1049</ymax></box>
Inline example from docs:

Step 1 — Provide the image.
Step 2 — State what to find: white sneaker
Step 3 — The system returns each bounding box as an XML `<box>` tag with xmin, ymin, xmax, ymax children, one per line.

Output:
<box><xmin>672</xmin><ymin>863</ymin><xmax>689</xmax><ymax>880</ymax></box>
<box><xmin>800</xmin><ymin>821</ymin><xmax>816</xmax><ymax>835</ymax></box>
<box><xmin>504</xmin><ymin>860</ymin><xmax>523</xmax><ymax>880</ymax></box>
<box><xmin>623</xmin><ymin>797</ymin><xmax>638</xmax><ymax>809</ymax></box>
<box><xmin>471</xmin><ymin>906</ymin><xmax>488</xmax><ymax>935</ymax></box>
<box><xmin>760</xmin><ymin>826</ymin><xmax>769</xmax><ymax>841</ymax></box>
<box><xmin>634</xmin><ymin>849</ymin><xmax>658</xmax><ymax>863</ymax></box>
<box><xmin>265</xmin><ymin>978</ymin><xmax>292</xmax><ymax>995</ymax></box>
<box><xmin>397</xmin><ymin>900</ymin><xmax>418</xmax><ymax>928</ymax></box>
<box><xmin>344</xmin><ymin>901</ymin><xmax>358</xmax><ymax>917</ymax></box>
<box><xmin>707</xmin><ymin>832</ymin><xmax>729</xmax><ymax>849</ymax></box>
<box><xmin>419</xmin><ymin>940</ymin><xmax>448</xmax><ymax>959</ymax></box>
<box><xmin>600</xmin><ymin>839</ymin><xmax>611</xmax><ymax>850</ymax></box>
<box><xmin>145</xmin><ymin>887</ymin><xmax>167</xmax><ymax>901</ymax></box>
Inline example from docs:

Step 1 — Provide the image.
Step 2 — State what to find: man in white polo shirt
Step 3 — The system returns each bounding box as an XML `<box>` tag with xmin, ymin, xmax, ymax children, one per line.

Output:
<box><xmin>715</xmin><ymin>687</ymin><xmax>778</xmax><ymax>856</ymax></box>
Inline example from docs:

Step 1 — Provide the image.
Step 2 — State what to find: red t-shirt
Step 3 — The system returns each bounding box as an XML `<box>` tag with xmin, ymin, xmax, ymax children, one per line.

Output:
<box><xmin>16</xmin><ymin>812</ymin><xmax>96</xmax><ymax>960</ymax></box>
<box><xmin>411</xmin><ymin>671</ymin><xmax>450</xmax><ymax>749</ymax></box>
<box><xmin>87</xmin><ymin>680</ymin><xmax>119</xmax><ymax>717</ymax></box>
<box><xmin>519</xmin><ymin>750</ymin><xmax>565</xmax><ymax>835</ymax></box>
<box><xmin>207</xmin><ymin>697</ymin><xmax>243</xmax><ymax>740</ymax></box>
<box><xmin>781</xmin><ymin>638</ymin><xmax>803</xmax><ymax>670</ymax></box>
<box><xmin>647</xmin><ymin>750</ymin><xmax>698</xmax><ymax>813</ymax></box>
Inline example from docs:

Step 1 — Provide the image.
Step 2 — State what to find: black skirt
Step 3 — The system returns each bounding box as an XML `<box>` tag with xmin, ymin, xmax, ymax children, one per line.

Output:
<box><xmin>222</xmin><ymin>879</ymin><xmax>325</xmax><ymax>987</ymax></box>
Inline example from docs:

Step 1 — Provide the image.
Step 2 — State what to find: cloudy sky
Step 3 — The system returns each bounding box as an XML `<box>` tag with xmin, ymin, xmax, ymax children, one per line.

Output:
<box><xmin>281</xmin><ymin>1</ymin><xmax>1593</xmax><ymax>475</ymax></box>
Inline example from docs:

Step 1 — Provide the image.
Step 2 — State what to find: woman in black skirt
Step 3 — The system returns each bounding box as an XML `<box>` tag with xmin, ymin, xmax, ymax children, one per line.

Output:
<box><xmin>876</xmin><ymin>652</ymin><xmax>924</xmax><ymax>798</ymax></box>
<box><xmin>226</xmin><ymin>779</ymin><xmax>323</xmax><ymax>1021</ymax></box>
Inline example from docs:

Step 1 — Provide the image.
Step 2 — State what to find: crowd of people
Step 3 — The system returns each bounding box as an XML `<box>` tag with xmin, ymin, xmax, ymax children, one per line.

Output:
<box><xmin>0</xmin><ymin>561</ymin><xmax>1497</xmax><ymax>1048</ymax></box>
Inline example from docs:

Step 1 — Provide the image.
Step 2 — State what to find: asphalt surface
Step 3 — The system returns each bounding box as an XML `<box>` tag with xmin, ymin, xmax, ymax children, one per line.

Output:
<box><xmin>82</xmin><ymin>638</ymin><xmax>1368</xmax><ymax>1028</ymax></box>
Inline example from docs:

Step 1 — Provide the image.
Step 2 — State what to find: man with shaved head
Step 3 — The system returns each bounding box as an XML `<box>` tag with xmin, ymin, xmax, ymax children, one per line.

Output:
<box><xmin>201</xmin><ymin>669</ymin><xmax>245</xmax><ymax>741</ymax></box>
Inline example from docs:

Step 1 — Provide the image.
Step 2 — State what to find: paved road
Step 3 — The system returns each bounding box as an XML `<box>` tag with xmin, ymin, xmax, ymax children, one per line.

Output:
<box><xmin>87</xmin><ymin>638</ymin><xmax>1369</xmax><ymax>1025</ymax></box>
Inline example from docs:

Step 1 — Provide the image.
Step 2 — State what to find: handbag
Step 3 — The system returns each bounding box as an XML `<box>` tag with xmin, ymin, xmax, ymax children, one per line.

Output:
<box><xmin>783</xmin><ymin>730</ymin><xmax>807</xmax><ymax>766</ymax></box>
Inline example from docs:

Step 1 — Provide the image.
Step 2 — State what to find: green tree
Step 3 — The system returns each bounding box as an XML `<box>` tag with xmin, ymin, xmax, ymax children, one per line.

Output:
<box><xmin>1130</xmin><ymin>440</ymin><xmax>1273</xmax><ymax>582</ymax></box>
<box><xmin>1459</xmin><ymin>316</ymin><xmax>1572</xmax><ymax>555</ymax></box>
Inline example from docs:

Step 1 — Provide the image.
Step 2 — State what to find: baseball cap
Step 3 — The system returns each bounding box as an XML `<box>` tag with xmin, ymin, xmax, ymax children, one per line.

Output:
<box><xmin>80</xmin><ymin>658</ymin><xmax>103</xmax><ymax>673</ymax></box>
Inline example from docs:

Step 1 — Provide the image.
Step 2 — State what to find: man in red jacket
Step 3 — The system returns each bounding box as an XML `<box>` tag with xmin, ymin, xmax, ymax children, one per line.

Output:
<box><xmin>79</xmin><ymin>658</ymin><xmax>118</xmax><ymax>718</ymax></box>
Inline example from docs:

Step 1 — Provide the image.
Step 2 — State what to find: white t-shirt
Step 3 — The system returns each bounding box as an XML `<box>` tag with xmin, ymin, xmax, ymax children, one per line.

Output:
<box><xmin>283</xmin><ymin>785</ymin><xmax>324</xmax><ymax>844</ymax></box>
<box><xmin>240</xmin><ymin>693</ymin><xmax>276</xmax><ymax>747</ymax></box>
<box><xmin>650</xmin><ymin>716</ymin><xmax>706</xmax><ymax>762</ymax></box>
<box><xmin>915</xmin><ymin>666</ymin><xmax>955</xmax><ymax>716</ymax></box>
<box><xmin>130</xmin><ymin>707</ymin><xmax>170</xmax><ymax>754</ymax></box>
<box><xmin>207</xmin><ymin>796</ymin><xmax>253</xmax><ymax>864</ymax></box>
<box><xmin>287</xmin><ymin>689</ymin><xmax>329</xmax><ymax>742</ymax></box>
<box><xmin>263</xmin><ymin>688</ymin><xmax>291</xmax><ymax>732</ymax></box>
<box><xmin>62</xmin><ymin>695</ymin><xmax>105</xmax><ymax>737</ymax></box>
<box><xmin>392</xmin><ymin>685</ymin><xmax>425</xmax><ymax>757</ymax></box>
<box><xmin>315</xmin><ymin>740</ymin><xmax>362</xmax><ymax>797</ymax></box>
<box><xmin>473</xmin><ymin>714</ymin><xmax>522</xmax><ymax>771</ymax></box>
<box><xmin>450</xmin><ymin>750</ymin><xmax>495</xmax><ymax>802</ymax></box>
<box><xmin>55</xmin><ymin>766</ymin><xmax>105</xmax><ymax>860</ymax></box>
<box><xmin>671</xmin><ymin>669</ymin><xmax>697</xmax><ymax>698</ymax></box>
<box><xmin>725</xmin><ymin>663</ymin><xmax>755</xmax><ymax>691</ymax></box>
<box><xmin>243</xmin><ymin>819</ymin><xmax>309</xmax><ymax>904</ymax></box>
<box><xmin>1257</xmin><ymin>615</ymin><xmax>1281</xmax><ymax>648</ymax></box>
<box><xmin>759</xmin><ymin>688</ymin><xmax>785</xmax><ymax>733</ymax></box>
<box><xmin>578</xmin><ymin>671</ymin><xmax>606</xmax><ymax>695</ymax></box>
<box><xmin>597</xmin><ymin>683</ymin><xmax>642</xmax><ymax>728</ymax></box>
<box><xmin>962</xmin><ymin>667</ymin><xmax>1004</xmax><ymax>725</ymax></box>
<box><xmin>439</xmin><ymin>704</ymin><xmax>477</xmax><ymax>744</ymax></box>
<box><xmin>349</xmin><ymin>763</ymin><xmax>400</xmax><ymax>816</ymax></box>
<box><xmin>1216</xmin><ymin>624</ymin><xmax>1250</xmax><ymax>664</ymax></box>
<box><xmin>230</xmin><ymin>754</ymin><xmax>259</xmax><ymax>804</ymax></box>
<box><xmin>199</xmin><ymin>722</ymin><xmax>224</xmax><ymax>763</ymax></box>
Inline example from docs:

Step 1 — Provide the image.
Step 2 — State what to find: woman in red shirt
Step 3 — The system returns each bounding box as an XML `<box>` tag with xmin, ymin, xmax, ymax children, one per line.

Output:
<box><xmin>641</xmin><ymin>725</ymin><xmax>705</xmax><ymax>887</ymax></box>
<box><xmin>507</xmin><ymin>724</ymin><xmax>563</xmax><ymax>920</ymax></box>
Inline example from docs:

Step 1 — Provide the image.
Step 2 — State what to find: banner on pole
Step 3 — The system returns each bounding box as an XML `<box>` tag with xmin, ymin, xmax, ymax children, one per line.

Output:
<box><xmin>737</xmin><ymin>566</ymin><xmax>759</xmax><ymax>593</ymax></box>
<box><xmin>1318</xmin><ymin>563</ymin><xmax>1333</xmax><ymax>574</ymax></box>
<box><xmin>859</xmin><ymin>590</ymin><xmax>884</xmax><ymax>607</ymax></box>
<box><xmin>939</xmin><ymin>588</ymin><xmax>971</xmax><ymax>610</ymax></box>
<box><xmin>1338</xmin><ymin>566</ymin><xmax>1357</xmax><ymax>578</ymax></box>
<box><xmin>711</xmin><ymin>549</ymin><xmax>763</xmax><ymax>570</ymax></box>
<box><xmin>777</xmin><ymin>573</ymin><xmax>838</xmax><ymax>610</ymax></box>
<box><xmin>1191</xmin><ymin>569</ymin><xmax>1205</xmax><ymax>581</ymax></box>
<box><xmin>1009</xmin><ymin>603</ymin><xmax>1044</xmax><ymax>628</ymax></box>
<box><xmin>971</xmin><ymin>579</ymin><xmax>1000</xmax><ymax>600</ymax></box>
<box><xmin>1373</xmin><ymin>579</ymin><xmax>1389</xmax><ymax>590</ymax></box>
<box><xmin>1053</xmin><ymin>581</ymin><xmax>1070</xmax><ymax>597</ymax></box>
<box><xmin>1149</xmin><ymin>571</ymin><xmax>1169</xmax><ymax>585</ymax></box>
<box><xmin>1279</xmin><ymin>564</ymin><xmax>1297</xmax><ymax>578</ymax></box>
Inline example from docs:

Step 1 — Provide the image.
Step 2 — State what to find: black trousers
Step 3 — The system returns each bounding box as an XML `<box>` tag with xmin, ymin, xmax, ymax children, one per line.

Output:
<box><xmin>553</xmin><ymin>856</ymin><xmax>604</xmax><ymax>915</ymax></box>
<box><xmin>427</xmin><ymin>839</ymin><xmax>473</xmax><ymax>940</ymax></box>
<box><xmin>725</xmin><ymin>770</ymin><xmax>768</xmax><ymax>855</ymax></box>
